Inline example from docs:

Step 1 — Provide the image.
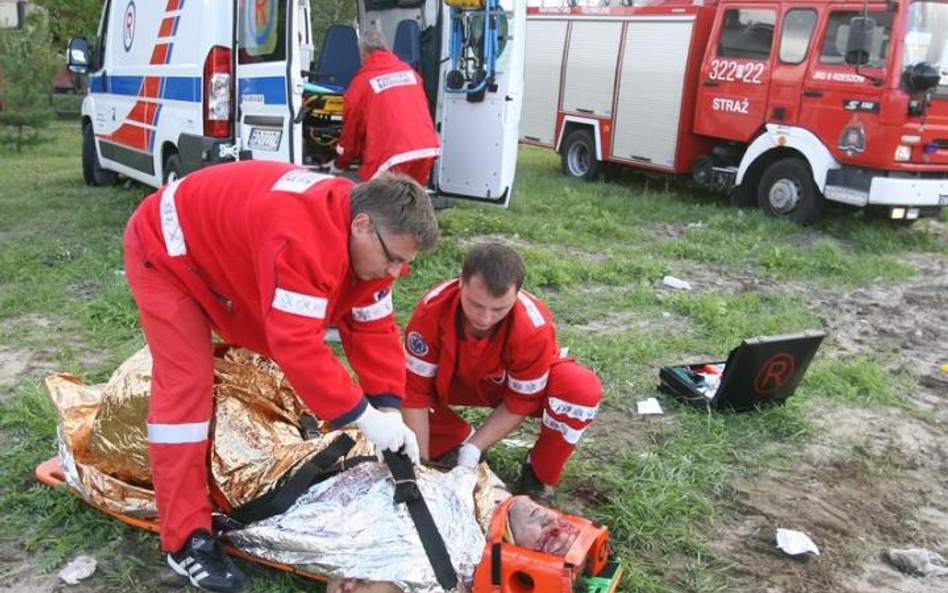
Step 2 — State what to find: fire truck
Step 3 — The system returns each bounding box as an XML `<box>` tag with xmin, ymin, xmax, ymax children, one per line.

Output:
<box><xmin>521</xmin><ymin>0</ymin><xmax>948</xmax><ymax>224</ymax></box>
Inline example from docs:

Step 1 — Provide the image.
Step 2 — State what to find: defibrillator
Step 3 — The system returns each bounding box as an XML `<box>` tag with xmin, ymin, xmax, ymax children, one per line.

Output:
<box><xmin>472</xmin><ymin>496</ymin><xmax>624</xmax><ymax>593</ymax></box>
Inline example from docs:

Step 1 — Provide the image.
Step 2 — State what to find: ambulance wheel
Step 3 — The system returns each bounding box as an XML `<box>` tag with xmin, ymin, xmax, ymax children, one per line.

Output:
<box><xmin>82</xmin><ymin>124</ymin><xmax>118</xmax><ymax>187</ymax></box>
<box><xmin>163</xmin><ymin>153</ymin><xmax>182</xmax><ymax>185</ymax></box>
<box><xmin>757</xmin><ymin>158</ymin><xmax>822</xmax><ymax>225</ymax></box>
<box><xmin>561</xmin><ymin>129</ymin><xmax>602</xmax><ymax>181</ymax></box>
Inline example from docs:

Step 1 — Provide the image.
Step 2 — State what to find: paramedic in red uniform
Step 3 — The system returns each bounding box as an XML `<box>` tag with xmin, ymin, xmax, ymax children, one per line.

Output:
<box><xmin>329</xmin><ymin>26</ymin><xmax>440</xmax><ymax>184</ymax></box>
<box><xmin>401</xmin><ymin>244</ymin><xmax>601</xmax><ymax>503</ymax></box>
<box><xmin>123</xmin><ymin>161</ymin><xmax>438</xmax><ymax>593</ymax></box>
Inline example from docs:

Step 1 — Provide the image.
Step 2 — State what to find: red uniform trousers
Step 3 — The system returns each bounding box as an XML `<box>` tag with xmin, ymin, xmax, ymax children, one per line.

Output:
<box><xmin>427</xmin><ymin>360</ymin><xmax>601</xmax><ymax>486</ymax></box>
<box><xmin>124</xmin><ymin>224</ymin><xmax>215</xmax><ymax>553</ymax></box>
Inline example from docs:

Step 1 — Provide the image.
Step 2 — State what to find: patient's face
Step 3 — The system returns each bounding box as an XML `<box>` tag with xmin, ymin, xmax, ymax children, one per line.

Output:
<box><xmin>508</xmin><ymin>497</ymin><xmax>579</xmax><ymax>556</ymax></box>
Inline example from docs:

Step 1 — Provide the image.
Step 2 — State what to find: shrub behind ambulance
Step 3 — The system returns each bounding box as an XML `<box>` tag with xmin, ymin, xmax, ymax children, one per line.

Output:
<box><xmin>67</xmin><ymin>0</ymin><xmax>525</xmax><ymax>207</ymax></box>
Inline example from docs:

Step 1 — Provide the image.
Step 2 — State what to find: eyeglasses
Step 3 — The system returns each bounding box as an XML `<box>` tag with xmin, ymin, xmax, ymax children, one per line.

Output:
<box><xmin>372</xmin><ymin>221</ymin><xmax>407</xmax><ymax>265</ymax></box>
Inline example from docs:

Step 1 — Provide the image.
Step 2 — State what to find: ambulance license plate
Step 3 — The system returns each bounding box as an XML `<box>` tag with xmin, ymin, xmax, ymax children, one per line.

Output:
<box><xmin>249</xmin><ymin>128</ymin><xmax>282</xmax><ymax>151</ymax></box>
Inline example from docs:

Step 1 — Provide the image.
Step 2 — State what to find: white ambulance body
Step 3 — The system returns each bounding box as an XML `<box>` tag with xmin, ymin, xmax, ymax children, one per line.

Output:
<box><xmin>69</xmin><ymin>0</ymin><xmax>525</xmax><ymax>206</ymax></box>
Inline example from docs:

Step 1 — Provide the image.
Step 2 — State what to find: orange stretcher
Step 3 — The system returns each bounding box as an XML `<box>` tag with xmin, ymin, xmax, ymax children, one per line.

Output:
<box><xmin>37</xmin><ymin>456</ymin><xmax>624</xmax><ymax>592</ymax></box>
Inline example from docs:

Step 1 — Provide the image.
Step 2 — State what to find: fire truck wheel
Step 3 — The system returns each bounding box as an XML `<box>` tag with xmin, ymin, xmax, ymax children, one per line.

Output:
<box><xmin>561</xmin><ymin>129</ymin><xmax>603</xmax><ymax>181</ymax></box>
<box><xmin>163</xmin><ymin>153</ymin><xmax>182</xmax><ymax>185</ymax></box>
<box><xmin>82</xmin><ymin>124</ymin><xmax>118</xmax><ymax>187</ymax></box>
<box><xmin>757</xmin><ymin>158</ymin><xmax>823</xmax><ymax>225</ymax></box>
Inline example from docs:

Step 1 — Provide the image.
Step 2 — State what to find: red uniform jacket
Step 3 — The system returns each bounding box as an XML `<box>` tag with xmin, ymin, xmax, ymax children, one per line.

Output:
<box><xmin>403</xmin><ymin>279</ymin><xmax>562</xmax><ymax>416</ymax></box>
<box><xmin>335</xmin><ymin>50</ymin><xmax>440</xmax><ymax>181</ymax></box>
<box><xmin>127</xmin><ymin>161</ymin><xmax>405</xmax><ymax>426</ymax></box>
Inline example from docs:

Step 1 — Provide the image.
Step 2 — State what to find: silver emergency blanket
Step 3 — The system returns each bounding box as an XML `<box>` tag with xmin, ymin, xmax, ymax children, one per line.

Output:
<box><xmin>45</xmin><ymin>346</ymin><xmax>499</xmax><ymax>592</ymax></box>
<box><xmin>228</xmin><ymin>463</ymin><xmax>487</xmax><ymax>591</ymax></box>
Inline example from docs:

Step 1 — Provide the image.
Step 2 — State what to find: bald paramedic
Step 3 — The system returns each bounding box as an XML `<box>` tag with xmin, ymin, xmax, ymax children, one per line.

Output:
<box><xmin>123</xmin><ymin>161</ymin><xmax>438</xmax><ymax>593</ymax></box>
<box><xmin>401</xmin><ymin>244</ymin><xmax>601</xmax><ymax>503</ymax></box>
<box><xmin>330</xmin><ymin>27</ymin><xmax>440</xmax><ymax>184</ymax></box>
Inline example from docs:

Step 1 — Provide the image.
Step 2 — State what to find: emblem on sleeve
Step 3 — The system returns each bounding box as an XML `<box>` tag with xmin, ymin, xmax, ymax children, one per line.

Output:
<box><xmin>407</xmin><ymin>331</ymin><xmax>429</xmax><ymax>357</ymax></box>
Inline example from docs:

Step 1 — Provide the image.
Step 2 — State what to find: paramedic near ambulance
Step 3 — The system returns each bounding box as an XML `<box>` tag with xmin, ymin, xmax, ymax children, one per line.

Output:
<box><xmin>329</xmin><ymin>27</ymin><xmax>440</xmax><ymax>184</ymax></box>
<box><xmin>123</xmin><ymin>161</ymin><xmax>438</xmax><ymax>593</ymax></box>
<box><xmin>401</xmin><ymin>244</ymin><xmax>602</xmax><ymax>502</ymax></box>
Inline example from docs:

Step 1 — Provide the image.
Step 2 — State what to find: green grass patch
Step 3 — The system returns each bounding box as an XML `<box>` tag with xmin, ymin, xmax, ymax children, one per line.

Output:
<box><xmin>1</xmin><ymin>130</ymin><xmax>943</xmax><ymax>592</ymax></box>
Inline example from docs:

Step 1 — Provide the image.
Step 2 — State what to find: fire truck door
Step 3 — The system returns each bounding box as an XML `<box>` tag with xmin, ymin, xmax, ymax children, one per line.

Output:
<box><xmin>694</xmin><ymin>3</ymin><xmax>778</xmax><ymax>142</ymax></box>
<box><xmin>767</xmin><ymin>8</ymin><xmax>819</xmax><ymax>126</ymax></box>
<box><xmin>235</xmin><ymin>0</ymin><xmax>304</xmax><ymax>164</ymax></box>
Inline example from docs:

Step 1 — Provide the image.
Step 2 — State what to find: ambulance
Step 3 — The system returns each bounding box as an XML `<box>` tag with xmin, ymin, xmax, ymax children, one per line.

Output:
<box><xmin>521</xmin><ymin>0</ymin><xmax>948</xmax><ymax>224</ymax></box>
<box><xmin>66</xmin><ymin>0</ymin><xmax>525</xmax><ymax>206</ymax></box>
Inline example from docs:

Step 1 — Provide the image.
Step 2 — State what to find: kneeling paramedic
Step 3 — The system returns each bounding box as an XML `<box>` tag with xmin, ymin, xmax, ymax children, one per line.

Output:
<box><xmin>123</xmin><ymin>161</ymin><xmax>438</xmax><ymax>592</ymax></box>
<box><xmin>401</xmin><ymin>243</ymin><xmax>602</xmax><ymax>503</ymax></box>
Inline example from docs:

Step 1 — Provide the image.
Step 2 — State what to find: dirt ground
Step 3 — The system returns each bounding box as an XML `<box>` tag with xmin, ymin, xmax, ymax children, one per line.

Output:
<box><xmin>2</xmin><ymin>229</ymin><xmax>947</xmax><ymax>592</ymax></box>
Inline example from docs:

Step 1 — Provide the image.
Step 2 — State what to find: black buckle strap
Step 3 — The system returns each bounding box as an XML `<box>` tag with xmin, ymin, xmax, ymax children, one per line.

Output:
<box><xmin>229</xmin><ymin>433</ymin><xmax>356</xmax><ymax>525</ymax></box>
<box><xmin>383</xmin><ymin>450</ymin><xmax>459</xmax><ymax>590</ymax></box>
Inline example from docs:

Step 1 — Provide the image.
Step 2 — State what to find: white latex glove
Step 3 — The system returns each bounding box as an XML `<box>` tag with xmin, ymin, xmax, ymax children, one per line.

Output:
<box><xmin>328</xmin><ymin>160</ymin><xmax>344</xmax><ymax>176</ymax></box>
<box><xmin>457</xmin><ymin>442</ymin><xmax>481</xmax><ymax>469</ymax></box>
<box><xmin>355</xmin><ymin>405</ymin><xmax>420</xmax><ymax>464</ymax></box>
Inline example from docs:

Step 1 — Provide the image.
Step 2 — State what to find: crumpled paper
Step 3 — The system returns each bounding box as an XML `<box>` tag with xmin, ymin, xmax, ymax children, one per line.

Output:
<box><xmin>58</xmin><ymin>555</ymin><xmax>97</xmax><ymax>585</ymax></box>
<box><xmin>887</xmin><ymin>548</ymin><xmax>948</xmax><ymax>577</ymax></box>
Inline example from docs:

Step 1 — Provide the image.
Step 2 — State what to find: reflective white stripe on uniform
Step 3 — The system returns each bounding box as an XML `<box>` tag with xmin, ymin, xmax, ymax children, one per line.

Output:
<box><xmin>406</xmin><ymin>354</ymin><xmax>438</xmax><ymax>377</ymax></box>
<box><xmin>517</xmin><ymin>292</ymin><xmax>546</xmax><ymax>327</ymax></box>
<box><xmin>147</xmin><ymin>421</ymin><xmax>209</xmax><ymax>444</ymax></box>
<box><xmin>507</xmin><ymin>371</ymin><xmax>549</xmax><ymax>395</ymax></box>
<box><xmin>542</xmin><ymin>412</ymin><xmax>586</xmax><ymax>445</ymax></box>
<box><xmin>159</xmin><ymin>179</ymin><xmax>187</xmax><ymax>256</ymax></box>
<box><xmin>373</xmin><ymin>147</ymin><xmax>442</xmax><ymax>178</ymax></box>
<box><xmin>547</xmin><ymin>397</ymin><xmax>599</xmax><ymax>421</ymax></box>
<box><xmin>423</xmin><ymin>279</ymin><xmax>457</xmax><ymax>304</ymax></box>
<box><xmin>271</xmin><ymin>169</ymin><xmax>332</xmax><ymax>194</ymax></box>
<box><xmin>352</xmin><ymin>292</ymin><xmax>393</xmax><ymax>322</ymax></box>
<box><xmin>272</xmin><ymin>288</ymin><xmax>328</xmax><ymax>319</ymax></box>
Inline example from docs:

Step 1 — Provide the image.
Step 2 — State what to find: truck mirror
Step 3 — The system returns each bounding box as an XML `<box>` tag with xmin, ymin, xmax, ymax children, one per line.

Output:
<box><xmin>902</xmin><ymin>62</ymin><xmax>942</xmax><ymax>94</ymax></box>
<box><xmin>67</xmin><ymin>37</ymin><xmax>91</xmax><ymax>75</ymax></box>
<box><xmin>844</xmin><ymin>17</ymin><xmax>875</xmax><ymax>66</ymax></box>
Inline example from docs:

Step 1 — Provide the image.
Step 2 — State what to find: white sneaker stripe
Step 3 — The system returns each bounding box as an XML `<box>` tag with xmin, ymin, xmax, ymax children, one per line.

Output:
<box><xmin>193</xmin><ymin>571</ymin><xmax>209</xmax><ymax>582</ymax></box>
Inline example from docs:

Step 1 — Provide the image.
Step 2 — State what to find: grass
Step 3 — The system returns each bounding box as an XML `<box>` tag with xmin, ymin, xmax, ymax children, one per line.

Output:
<box><xmin>1</xmin><ymin>124</ymin><xmax>945</xmax><ymax>592</ymax></box>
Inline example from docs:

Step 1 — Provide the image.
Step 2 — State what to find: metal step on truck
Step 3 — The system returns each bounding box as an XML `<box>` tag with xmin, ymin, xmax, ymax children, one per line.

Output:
<box><xmin>521</xmin><ymin>0</ymin><xmax>948</xmax><ymax>224</ymax></box>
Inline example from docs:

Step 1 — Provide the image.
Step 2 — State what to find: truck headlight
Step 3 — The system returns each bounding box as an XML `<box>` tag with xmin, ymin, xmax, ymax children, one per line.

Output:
<box><xmin>894</xmin><ymin>145</ymin><xmax>912</xmax><ymax>162</ymax></box>
<box><xmin>890</xmin><ymin>207</ymin><xmax>906</xmax><ymax>219</ymax></box>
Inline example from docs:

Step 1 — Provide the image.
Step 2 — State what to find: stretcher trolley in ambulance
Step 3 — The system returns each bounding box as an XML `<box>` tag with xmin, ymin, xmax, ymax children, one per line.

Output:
<box><xmin>66</xmin><ymin>0</ymin><xmax>525</xmax><ymax>206</ymax></box>
<box><xmin>522</xmin><ymin>0</ymin><xmax>948</xmax><ymax>224</ymax></box>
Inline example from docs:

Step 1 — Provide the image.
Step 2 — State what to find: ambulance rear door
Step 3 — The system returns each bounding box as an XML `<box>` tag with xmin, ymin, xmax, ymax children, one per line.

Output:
<box><xmin>434</xmin><ymin>0</ymin><xmax>526</xmax><ymax>206</ymax></box>
<box><xmin>235</xmin><ymin>0</ymin><xmax>307</xmax><ymax>164</ymax></box>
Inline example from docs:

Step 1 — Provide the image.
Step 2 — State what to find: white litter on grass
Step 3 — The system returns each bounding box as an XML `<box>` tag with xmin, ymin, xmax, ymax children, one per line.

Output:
<box><xmin>776</xmin><ymin>528</ymin><xmax>820</xmax><ymax>557</ymax></box>
<box><xmin>58</xmin><ymin>555</ymin><xmax>97</xmax><ymax>585</ymax></box>
<box><xmin>662</xmin><ymin>275</ymin><xmax>692</xmax><ymax>291</ymax></box>
<box><xmin>636</xmin><ymin>397</ymin><xmax>663</xmax><ymax>415</ymax></box>
<box><xmin>687</xmin><ymin>221</ymin><xmax>708</xmax><ymax>230</ymax></box>
<box><xmin>500</xmin><ymin>438</ymin><xmax>532</xmax><ymax>448</ymax></box>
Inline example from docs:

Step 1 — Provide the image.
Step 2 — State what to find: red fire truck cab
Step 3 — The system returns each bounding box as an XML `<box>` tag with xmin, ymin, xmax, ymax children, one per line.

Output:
<box><xmin>522</xmin><ymin>0</ymin><xmax>948</xmax><ymax>224</ymax></box>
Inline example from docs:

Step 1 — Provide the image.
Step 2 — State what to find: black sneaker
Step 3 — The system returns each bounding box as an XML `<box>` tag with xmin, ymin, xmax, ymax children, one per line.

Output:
<box><xmin>167</xmin><ymin>529</ymin><xmax>248</xmax><ymax>593</ymax></box>
<box><xmin>513</xmin><ymin>462</ymin><xmax>555</xmax><ymax>506</ymax></box>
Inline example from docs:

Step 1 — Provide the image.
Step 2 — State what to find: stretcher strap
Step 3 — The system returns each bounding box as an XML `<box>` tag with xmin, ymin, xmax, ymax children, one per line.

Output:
<box><xmin>229</xmin><ymin>433</ymin><xmax>356</xmax><ymax>525</ymax></box>
<box><xmin>383</xmin><ymin>450</ymin><xmax>458</xmax><ymax>590</ymax></box>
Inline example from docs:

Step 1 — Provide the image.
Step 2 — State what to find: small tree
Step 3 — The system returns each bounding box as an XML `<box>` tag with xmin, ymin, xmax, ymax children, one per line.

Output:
<box><xmin>0</xmin><ymin>12</ymin><xmax>60</xmax><ymax>153</ymax></box>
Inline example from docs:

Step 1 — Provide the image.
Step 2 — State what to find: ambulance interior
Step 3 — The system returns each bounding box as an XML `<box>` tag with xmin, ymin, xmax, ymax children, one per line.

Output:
<box><xmin>299</xmin><ymin>0</ymin><xmax>510</xmax><ymax>167</ymax></box>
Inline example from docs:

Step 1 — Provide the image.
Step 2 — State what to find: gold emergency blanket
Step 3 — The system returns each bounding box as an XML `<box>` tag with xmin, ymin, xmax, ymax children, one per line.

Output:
<box><xmin>46</xmin><ymin>346</ymin><xmax>500</xmax><ymax>592</ymax></box>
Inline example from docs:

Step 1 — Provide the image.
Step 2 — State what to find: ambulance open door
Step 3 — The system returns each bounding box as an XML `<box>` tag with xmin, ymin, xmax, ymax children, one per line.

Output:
<box><xmin>434</xmin><ymin>0</ymin><xmax>525</xmax><ymax>207</ymax></box>
<box><xmin>235</xmin><ymin>0</ymin><xmax>309</xmax><ymax>164</ymax></box>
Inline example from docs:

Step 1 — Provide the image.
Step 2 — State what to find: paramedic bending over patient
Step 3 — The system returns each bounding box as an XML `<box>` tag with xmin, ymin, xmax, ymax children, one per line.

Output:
<box><xmin>329</xmin><ymin>27</ymin><xmax>440</xmax><ymax>184</ymax></box>
<box><xmin>123</xmin><ymin>162</ymin><xmax>438</xmax><ymax>593</ymax></box>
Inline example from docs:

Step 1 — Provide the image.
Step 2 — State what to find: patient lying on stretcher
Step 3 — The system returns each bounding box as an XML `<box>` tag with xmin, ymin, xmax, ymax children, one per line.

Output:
<box><xmin>45</xmin><ymin>347</ymin><xmax>586</xmax><ymax>593</ymax></box>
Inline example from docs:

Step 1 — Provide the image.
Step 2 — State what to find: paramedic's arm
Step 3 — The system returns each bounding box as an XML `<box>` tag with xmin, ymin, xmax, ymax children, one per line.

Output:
<box><xmin>264</xmin><ymin>243</ymin><xmax>367</xmax><ymax>425</ymax></box>
<box><xmin>335</xmin><ymin>283</ymin><xmax>404</xmax><ymax>411</ymax></box>
<box><xmin>402</xmin><ymin>407</ymin><xmax>430</xmax><ymax>460</ymax></box>
<box><xmin>468</xmin><ymin>402</ymin><xmax>526</xmax><ymax>452</ymax></box>
<box><xmin>335</xmin><ymin>80</ymin><xmax>366</xmax><ymax>169</ymax></box>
